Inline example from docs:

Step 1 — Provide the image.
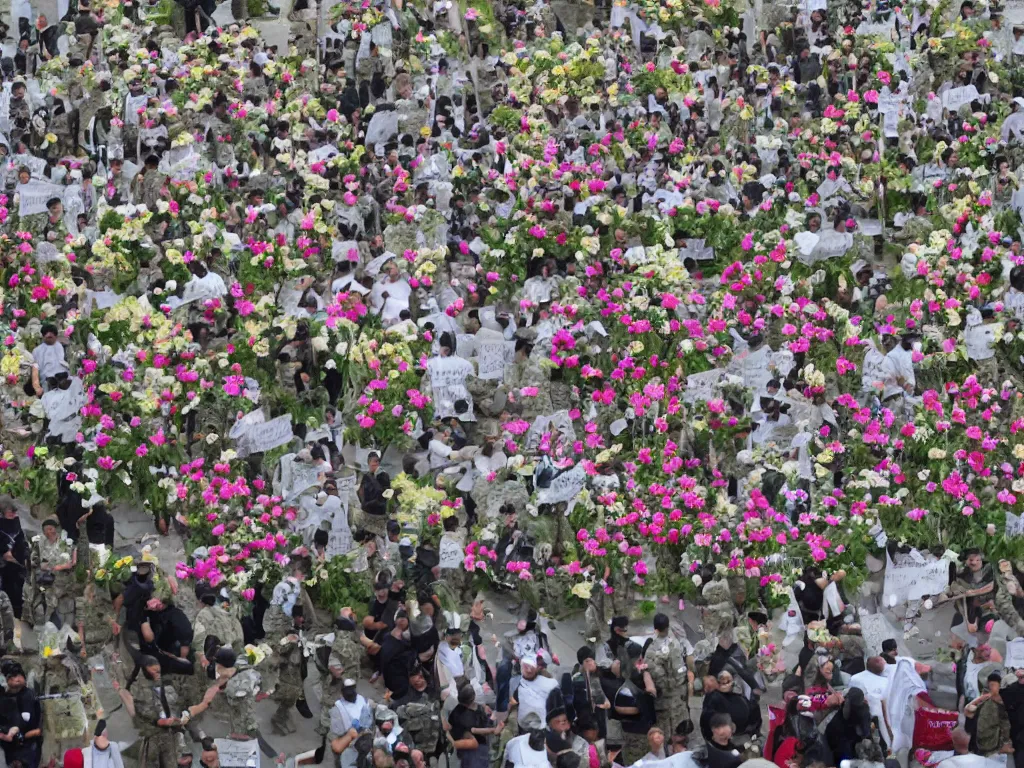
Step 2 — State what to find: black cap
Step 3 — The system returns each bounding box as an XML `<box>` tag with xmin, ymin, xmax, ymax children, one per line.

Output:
<box><xmin>610</xmin><ymin>616</ymin><xmax>629</xmax><ymax>630</ymax></box>
<box><xmin>576</xmin><ymin>646</ymin><xmax>594</xmax><ymax>664</ymax></box>
<box><xmin>214</xmin><ymin>647</ymin><xmax>237</xmax><ymax>668</ymax></box>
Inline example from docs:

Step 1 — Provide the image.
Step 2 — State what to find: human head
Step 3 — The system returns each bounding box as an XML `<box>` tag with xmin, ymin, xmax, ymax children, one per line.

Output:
<box><xmin>708</xmin><ymin>713</ymin><xmax>734</xmax><ymax>746</ymax></box>
<box><xmin>866</xmin><ymin>656</ymin><xmax>887</xmax><ymax>675</ymax></box>
<box><xmin>881</xmin><ymin>639</ymin><xmax>897</xmax><ymax>658</ymax></box>
<box><xmin>716</xmin><ymin>671</ymin><xmax>734</xmax><ymax>692</ymax></box>
<box><xmin>140</xmin><ymin>655</ymin><xmax>161</xmax><ymax>681</ymax></box>
<box><xmin>988</xmin><ymin>671</ymin><xmax>1003</xmax><ymax>694</ymax></box>
<box><xmin>42</xmin><ymin>518</ymin><xmax>59</xmax><ymax>540</ymax></box>
<box><xmin>521</xmin><ymin>654</ymin><xmax>539</xmax><ymax>680</ymax></box>
<box><xmin>610</xmin><ymin>615</ymin><xmax>629</xmax><ymax>638</ymax></box>
<box><xmin>653</xmin><ymin>613</ymin><xmax>669</xmax><ymax>635</ymax></box>
<box><xmin>577</xmin><ymin>646</ymin><xmax>596</xmax><ymax>673</ymax></box>
<box><xmin>966</xmin><ymin>549</ymin><xmax>983</xmax><ymax>572</ymax></box>
<box><xmin>647</xmin><ymin>728</ymin><xmax>665</xmax><ymax>755</ymax></box>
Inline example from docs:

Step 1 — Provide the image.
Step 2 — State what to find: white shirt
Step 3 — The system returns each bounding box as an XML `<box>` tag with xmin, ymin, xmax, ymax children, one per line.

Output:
<box><xmin>32</xmin><ymin>340</ymin><xmax>67</xmax><ymax>380</ymax></box>
<box><xmin>515</xmin><ymin>674</ymin><xmax>559</xmax><ymax>727</ymax></box>
<box><xmin>884</xmin><ymin>345</ymin><xmax>915</xmax><ymax>400</ymax></box>
<box><xmin>504</xmin><ymin>735</ymin><xmax>551</xmax><ymax>768</ymax></box>
<box><xmin>428</xmin><ymin>439</ymin><xmax>453</xmax><ymax>468</ymax></box>
<box><xmin>848</xmin><ymin>669</ymin><xmax>889</xmax><ymax>724</ymax></box>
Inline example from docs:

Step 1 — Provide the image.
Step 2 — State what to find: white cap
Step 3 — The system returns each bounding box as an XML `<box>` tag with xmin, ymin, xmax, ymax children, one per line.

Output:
<box><xmin>520</xmin><ymin>654</ymin><xmax>539</xmax><ymax>668</ymax></box>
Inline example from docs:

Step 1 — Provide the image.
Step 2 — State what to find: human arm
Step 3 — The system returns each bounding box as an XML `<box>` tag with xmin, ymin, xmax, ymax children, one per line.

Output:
<box><xmin>111</xmin><ymin>680</ymin><xmax>135</xmax><ymax>717</ymax></box>
<box><xmin>330</xmin><ymin>728</ymin><xmax>360</xmax><ymax>755</ymax></box>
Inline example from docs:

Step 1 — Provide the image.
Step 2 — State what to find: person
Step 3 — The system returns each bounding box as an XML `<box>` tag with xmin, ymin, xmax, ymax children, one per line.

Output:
<box><xmin>31</xmin><ymin>324</ymin><xmax>67</xmax><ymax>390</ymax></box>
<box><xmin>394</xmin><ymin>666</ymin><xmax>442</xmax><ymax>757</ymax></box>
<box><xmin>26</xmin><ymin>518</ymin><xmax>76</xmax><ymax>627</ymax></box>
<box><xmin>704</xmin><ymin>713</ymin><xmax>743</xmax><ymax>768</ymax></box>
<box><xmin>848</xmin><ymin>657</ymin><xmax>891</xmax><ymax>735</ymax></box>
<box><xmin>700</xmin><ymin>671</ymin><xmax>750</xmax><ymax>743</ymax></box>
<box><xmin>0</xmin><ymin>498</ymin><xmax>28</xmax><ymax>622</ymax></box>
<box><xmin>645</xmin><ymin>613</ymin><xmax>691</xmax><ymax>737</ymax></box>
<box><xmin>112</xmin><ymin>655</ymin><xmax>217</xmax><ymax>768</ymax></box>
<box><xmin>448</xmin><ymin>684</ymin><xmax>503</xmax><ymax>768</ymax></box>
<box><xmin>511</xmin><ymin>655</ymin><xmax>559</xmax><ymax>731</ymax></box>
<box><xmin>84</xmin><ymin>720</ymin><xmax>125</xmax><ymax>768</ymax></box>
<box><xmin>572</xmin><ymin>647</ymin><xmax>610</xmax><ymax>736</ymax></box>
<box><xmin>210</xmin><ymin>647</ymin><xmax>261</xmax><ymax>739</ymax></box>
<box><xmin>264</xmin><ymin>558</ymin><xmax>315</xmax><ymax>733</ymax></box>
<box><xmin>966</xmin><ymin>672</ymin><xmax>1012</xmax><ymax>757</ymax></box>
<box><xmin>378</xmin><ymin>608</ymin><xmax>415</xmax><ymax>699</ymax></box>
<box><xmin>0</xmin><ymin>662</ymin><xmax>42</xmax><ymax>768</ymax></box>
<box><xmin>328</xmin><ymin>679</ymin><xmax>372</xmax><ymax>768</ymax></box>
<box><xmin>824</xmin><ymin>686</ymin><xmax>873</xmax><ymax>762</ymax></box>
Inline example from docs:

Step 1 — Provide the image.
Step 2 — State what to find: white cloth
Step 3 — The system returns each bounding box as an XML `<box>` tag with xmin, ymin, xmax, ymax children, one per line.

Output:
<box><xmin>504</xmin><ymin>734</ymin><xmax>550</xmax><ymax>768</ymax></box>
<box><xmin>371</xmin><ymin>276</ymin><xmax>412</xmax><ymax>324</ymax></box>
<box><xmin>884</xmin><ymin>345</ymin><xmax>915</xmax><ymax>400</ymax></box>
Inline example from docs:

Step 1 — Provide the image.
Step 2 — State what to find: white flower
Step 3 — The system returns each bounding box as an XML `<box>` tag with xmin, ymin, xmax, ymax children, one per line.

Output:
<box><xmin>692</xmin><ymin>574</ymin><xmax>703</xmax><ymax>587</ymax></box>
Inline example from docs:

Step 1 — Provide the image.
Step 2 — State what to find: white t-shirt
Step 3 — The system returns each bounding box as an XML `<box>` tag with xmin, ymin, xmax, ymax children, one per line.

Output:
<box><xmin>848</xmin><ymin>669</ymin><xmax>889</xmax><ymax>724</ymax></box>
<box><xmin>371</xmin><ymin>276</ymin><xmax>412</xmax><ymax>324</ymax></box>
<box><xmin>515</xmin><ymin>674</ymin><xmax>559</xmax><ymax>727</ymax></box>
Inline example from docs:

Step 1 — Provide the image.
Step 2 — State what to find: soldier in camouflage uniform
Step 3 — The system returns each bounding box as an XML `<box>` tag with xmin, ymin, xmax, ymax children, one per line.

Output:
<box><xmin>645</xmin><ymin>614</ymin><xmax>690</xmax><ymax>738</ymax></box>
<box><xmin>0</xmin><ymin>587</ymin><xmax>15</xmax><ymax>652</ymax></box>
<box><xmin>995</xmin><ymin>560</ymin><xmax>1024</xmax><ymax>637</ymax></box>
<box><xmin>264</xmin><ymin>559</ymin><xmax>316</xmax><ymax>735</ymax></box>
<box><xmin>193</xmin><ymin>584</ymin><xmax>246</xmax><ymax>660</ymax></box>
<box><xmin>36</xmin><ymin>627</ymin><xmax>94</xmax><ymax>767</ymax></box>
<box><xmin>211</xmin><ymin>647</ymin><xmax>262</xmax><ymax>738</ymax></box>
<box><xmin>27</xmin><ymin>519</ymin><xmax>76</xmax><ymax>628</ymax></box>
<box><xmin>117</xmin><ymin>655</ymin><xmax>219</xmax><ymax>768</ymax></box>
<box><xmin>394</xmin><ymin>666</ymin><xmax>442</xmax><ymax>756</ymax></box>
<box><xmin>316</xmin><ymin>609</ymin><xmax>362</xmax><ymax>758</ymax></box>
<box><xmin>76</xmin><ymin>580</ymin><xmax>116</xmax><ymax>661</ymax></box>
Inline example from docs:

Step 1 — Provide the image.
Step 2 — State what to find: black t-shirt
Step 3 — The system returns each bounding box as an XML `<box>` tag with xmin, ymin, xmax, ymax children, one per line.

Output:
<box><xmin>449</xmin><ymin>704</ymin><xmax>490</xmax><ymax>745</ymax></box>
<box><xmin>145</xmin><ymin>605</ymin><xmax>194</xmax><ymax>655</ymax></box>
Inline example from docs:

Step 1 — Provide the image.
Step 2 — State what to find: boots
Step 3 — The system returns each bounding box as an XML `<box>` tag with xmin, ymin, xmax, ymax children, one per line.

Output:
<box><xmin>296</xmin><ymin>697</ymin><xmax>314</xmax><ymax>719</ymax></box>
<box><xmin>271</xmin><ymin>705</ymin><xmax>296</xmax><ymax>735</ymax></box>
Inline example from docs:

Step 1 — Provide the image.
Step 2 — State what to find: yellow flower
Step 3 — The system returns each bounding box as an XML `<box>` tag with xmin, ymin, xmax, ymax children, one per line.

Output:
<box><xmin>571</xmin><ymin>581</ymin><xmax>593</xmax><ymax>599</ymax></box>
<box><xmin>42</xmin><ymin>646</ymin><xmax>53</xmax><ymax>658</ymax></box>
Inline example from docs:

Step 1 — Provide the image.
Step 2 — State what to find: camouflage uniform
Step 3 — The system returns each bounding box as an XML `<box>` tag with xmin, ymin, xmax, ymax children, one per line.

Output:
<box><xmin>0</xmin><ymin>590</ymin><xmax>14</xmax><ymax>650</ymax></box>
<box><xmin>39</xmin><ymin>653</ymin><xmax>92</xmax><ymax>767</ymax></box>
<box><xmin>316</xmin><ymin>628</ymin><xmax>363</xmax><ymax>737</ymax></box>
<box><xmin>134</xmin><ymin>678</ymin><xmax>183</xmax><ymax>768</ymax></box>
<box><xmin>646</xmin><ymin>633</ymin><xmax>689</xmax><ymax>738</ymax></box>
<box><xmin>193</xmin><ymin>603</ymin><xmax>245</xmax><ymax>655</ymax></box>
<box><xmin>27</xmin><ymin>532</ymin><xmax>75</xmax><ymax>627</ymax></box>
<box><xmin>264</xmin><ymin>580</ymin><xmax>315</xmax><ymax>734</ymax></box>
<box><xmin>221</xmin><ymin>661</ymin><xmax>262</xmax><ymax>736</ymax></box>
<box><xmin>995</xmin><ymin>561</ymin><xmax>1024</xmax><ymax>637</ymax></box>
<box><xmin>76</xmin><ymin>583</ymin><xmax>115</xmax><ymax>654</ymax></box>
<box><xmin>395</xmin><ymin>694</ymin><xmax>441</xmax><ymax>754</ymax></box>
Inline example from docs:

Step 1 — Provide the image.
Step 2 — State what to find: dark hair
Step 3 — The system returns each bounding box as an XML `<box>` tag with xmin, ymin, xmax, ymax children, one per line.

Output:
<box><xmin>577</xmin><ymin>646</ymin><xmax>595</xmax><ymax>664</ymax></box>
<box><xmin>709</xmin><ymin>713</ymin><xmax>734</xmax><ymax>730</ymax></box>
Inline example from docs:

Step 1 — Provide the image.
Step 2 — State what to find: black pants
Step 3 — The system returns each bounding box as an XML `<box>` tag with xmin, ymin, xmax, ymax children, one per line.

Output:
<box><xmin>2</xmin><ymin>565</ymin><xmax>24</xmax><ymax>619</ymax></box>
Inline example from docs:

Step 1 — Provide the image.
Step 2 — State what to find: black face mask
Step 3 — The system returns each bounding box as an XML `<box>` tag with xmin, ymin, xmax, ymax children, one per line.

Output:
<box><xmin>342</xmin><ymin>690</ymin><xmax>358</xmax><ymax>703</ymax></box>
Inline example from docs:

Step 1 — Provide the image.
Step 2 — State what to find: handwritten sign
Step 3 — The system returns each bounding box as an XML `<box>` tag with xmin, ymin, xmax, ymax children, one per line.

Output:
<box><xmin>942</xmin><ymin>85</ymin><xmax>980</xmax><ymax>113</ymax></box>
<box><xmin>478</xmin><ymin>342</ymin><xmax>505</xmax><ymax>381</ymax></box>
<box><xmin>214</xmin><ymin>738</ymin><xmax>259</xmax><ymax>768</ymax></box>
<box><xmin>1007</xmin><ymin>510</ymin><xmax>1024</xmax><ymax>538</ymax></box>
<box><xmin>239</xmin><ymin>414</ymin><xmax>293</xmax><ymax>456</ymax></box>
<box><xmin>428</xmin><ymin>356</ymin><xmax>474</xmax><ymax>420</ymax></box>
<box><xmin>456</xmin><ymin>333</ymin><xmax>478</xmax><ymax>359</ymax></box>
<box><xmin>17</xmin><ymin>180</ymin><xmax>64</xmax><ymax>217</ymax></box>
<box><xmin>439</xmin><ymin>535</ymin><xmax>464</xmax><ymax>569</ymax></box>
<box><xmin>11</xmin><ymin>154</ymin><xmax>47</xmax><ymax>179</ymax></box>
<box><xmin>682</xmin><ymin>369</ymin><xmax>721</xmax><ymax>404</ymax></box>
<box><xmin>883</xmin><ymin>552</ymin><xmax>949</xmax><ymax>604</ymax></box>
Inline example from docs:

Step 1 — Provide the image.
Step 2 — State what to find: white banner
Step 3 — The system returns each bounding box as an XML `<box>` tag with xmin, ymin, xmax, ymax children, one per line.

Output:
<box><xmin>883</xmin><ymin>551</ymin><xmax>949</xmax><ymax>604</ymax></box>
<box><xmin>17</xmin><ymin>180</ymin><xmax>64</xmax><ymax>217</ymax></box>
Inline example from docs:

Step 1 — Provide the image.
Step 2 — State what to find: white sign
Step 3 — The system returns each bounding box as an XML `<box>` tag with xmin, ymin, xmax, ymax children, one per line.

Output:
<box><xmin>123</xmin><ymin>94</ymin><xmax>149</xmax><ymax>127</ymax></box>
<box><xmin>17</xmin><ymin>180</ymin><xmax>64</xmax><ymax>217</ymax></box>
<box><xmin>682</xmin><ymin>369</ymin><xmax>721</xmax><ymax>404</ymax></box>
<box><xmin>1007</xmin><ymin>510</ymin><xmax>1024</xmax><ymax>538</ymax></box>
<box><xmin>214</xmin><ymin>738</ymin><xmax>259</xmax><ymax>768</ymax></box>
<box><xmin>1007</xmin><ymin>638</ymin><xmax>1024</xmax><ymax>669</ymax></box>
<box><xmin>535</xmin><ymin>462</ymin><xmax>586</xmax><ymax>506</ymax></box>
<box><xmin>438</xmin><ymin>535</ymin><xmax>464</xmax><ymax>569</ymax></box>
<box><xmin>428</xmin><ymin>356</ymin><xmax>474</xmax><ymax>420</ymax></box>
<box><xmin>883</xmin><ymin>552</ymin><xmax>949</xmax><ymax>604</ymax></box>
<box><xmin>942</xmin><ymin>85</ymin><xmax>980</xmax><ymax>113</ymax></box>
<box><xmin>477</xmin><ymin>342</ymin><xmax>505</xmax><ymax>381</ymax></box>
<box><xmin>239</xmin><ymin>414</ymin><xmax>293</xmax><ymax>455</ymax></box>
<box><xmin>455</xmin><ymin>333</ymin><xmax>477</xmax><ymax>359</ymax></box>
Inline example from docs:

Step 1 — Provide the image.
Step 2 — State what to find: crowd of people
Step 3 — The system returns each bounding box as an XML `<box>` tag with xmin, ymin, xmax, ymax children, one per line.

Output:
<box><xmin>2</xmin><ymin>0</ymin><xmax>1024</xmax><ymax>762</ymax></box>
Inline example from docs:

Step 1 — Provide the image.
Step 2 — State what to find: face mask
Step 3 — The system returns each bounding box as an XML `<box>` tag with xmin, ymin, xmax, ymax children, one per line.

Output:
<box><xmin>343</xmin><ymin>690</ymin><xmax>358</xmax><ymax>703</ymax></box>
